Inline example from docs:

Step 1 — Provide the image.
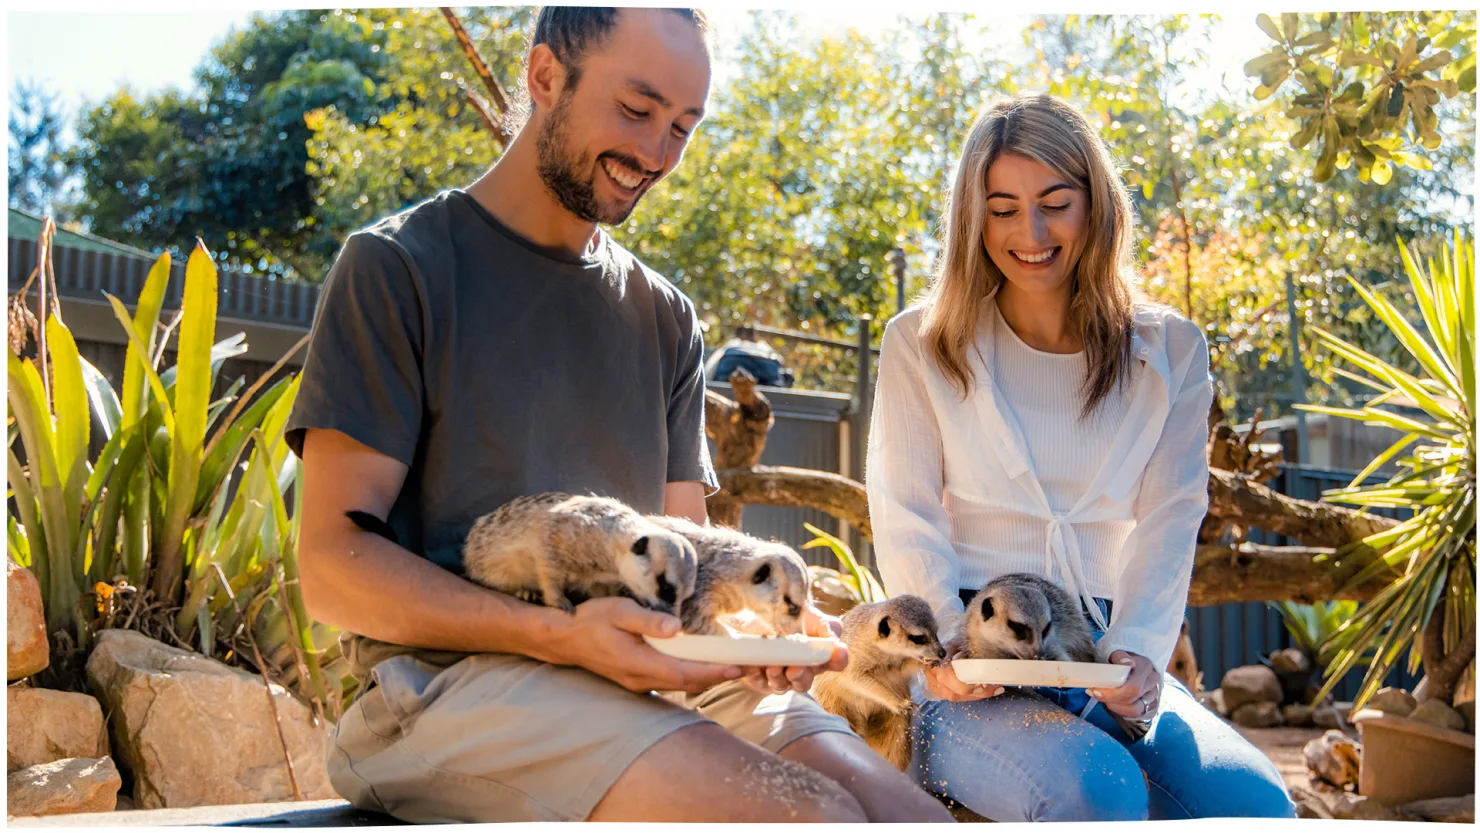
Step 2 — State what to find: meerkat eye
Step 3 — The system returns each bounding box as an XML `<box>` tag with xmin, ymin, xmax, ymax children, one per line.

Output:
<box><xmin>878</xmin><ymin>616</ymin><xmax>892</xmax><ymax>638</ymax></box>
<box><xmin>908</xmin><ymin>634</ymin><xmax>927</xmax><ymax>645</ymax></box>
<box><xmin>785</xmin><ymin>596</ymin><xmax>801</xmax><ymax>617</ymax></box>
<box><xmin>631</xmin><ymin>536</ymin><xmax>649</xmax><ymax>556</ymax></box>
<box><xmin>656</xmin><ymin>573</ymin><xmax>676</xmax><ymax>606</ymax></box>
<box><xmin>1009</xmin><ymin>621</ymin><xmax>1031</xmax><ymax>641</ymax></box>
<box><xmin>751</xmin><ymin>563</ymin><xmax>772</xmax><ymax>585</ymax></box>
<box><xmin>1042</xmin><ymin>622</ymin><xmax>1052</xmax><ymax>639</ymax></box>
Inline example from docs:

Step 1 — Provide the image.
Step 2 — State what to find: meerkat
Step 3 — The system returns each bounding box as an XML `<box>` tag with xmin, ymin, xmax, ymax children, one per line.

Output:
<box><xmin>458</xmin><ymin>492</ymin><xmax>699</xmax><ymax>616</ymax></box>
<box><xmin>811</xmin><ymin>595</ymin><xmax>945</xmax><ymax>770</ymax></box>
<box><xmin>961</xmin><ymin>573</ymin><xmax>1095</xmax><ymax>663</ymax></box>
<box><xmin>962</xmin><ymin>573</ymin><xmax>1154</xmax><ymax>741</ymax></box>
<box><xmin>645</xmin><ymin>515</ymin><xmax>811</xmax><ymax>637</ymax></box>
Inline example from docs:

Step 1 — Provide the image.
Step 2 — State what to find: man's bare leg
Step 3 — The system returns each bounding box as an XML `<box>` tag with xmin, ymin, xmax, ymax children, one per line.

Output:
<box><xmin>588</xmin><ymin>723</ymin><xmax>869</xmax><ymax>822</ymax></box>
<box><xmin>779</xmin><ymin>732</ymin><xmax>957</xmax><ymax>822</ymax></box>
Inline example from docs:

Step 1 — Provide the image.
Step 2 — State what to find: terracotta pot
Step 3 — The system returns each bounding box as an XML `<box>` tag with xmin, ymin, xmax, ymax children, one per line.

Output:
<box><xmin>1352</xmin><ymin>708</ymin><xmax>1476</xmax><ymax>805</ymax></box>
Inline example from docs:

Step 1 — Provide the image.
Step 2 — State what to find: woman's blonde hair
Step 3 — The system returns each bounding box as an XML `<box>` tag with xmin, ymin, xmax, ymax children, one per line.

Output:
<box><xmin>919</xmin><ymin>93</ymin><xmax>1137</xmax><ymax>416</ymax></box>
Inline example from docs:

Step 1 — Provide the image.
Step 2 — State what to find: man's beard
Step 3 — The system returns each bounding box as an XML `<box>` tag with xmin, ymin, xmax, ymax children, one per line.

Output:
<box><xmin>536</xmin><ymin>90</ymin><xmax>647</xmax><ymax>226</ymax></box>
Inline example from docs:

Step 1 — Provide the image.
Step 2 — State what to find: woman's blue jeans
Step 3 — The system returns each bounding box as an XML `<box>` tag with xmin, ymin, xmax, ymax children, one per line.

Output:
<box><xmin>911</xmin><ymin>597</ymin><xmax>1297</xmax><ymax>821</ymax></box>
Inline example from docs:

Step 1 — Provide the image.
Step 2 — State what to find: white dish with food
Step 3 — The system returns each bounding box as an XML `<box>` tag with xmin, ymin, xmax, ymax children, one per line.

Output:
<box><xmin>951</xmin><ymin>658</ymin><xmax>1130</xmax><ymax>689</ymax></box>
<box><xmin>643</xmin><ymin>633</ymin><xmax>840</xmax><ymax>666</ymax></box>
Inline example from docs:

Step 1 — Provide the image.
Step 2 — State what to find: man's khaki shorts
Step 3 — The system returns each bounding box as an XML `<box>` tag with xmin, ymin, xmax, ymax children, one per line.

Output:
<box><xmin>326</xmin><ymin>650</ymin><xmax>857</xmax><ymax>822</ymax></box>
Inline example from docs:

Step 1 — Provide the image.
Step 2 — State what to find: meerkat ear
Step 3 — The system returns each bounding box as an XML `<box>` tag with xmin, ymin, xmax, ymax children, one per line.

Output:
<box><xmin>630</xmin><ymin>536</ymin><xmax>649</xmax><ymax>556</ymax></box>
<box><xmin>980</xmin><ymin>596</ymin><xmax>995</xmax><ymax>621</ymax></box>
<box><xmin>878</xmin><ymin>616</ymin><xmax>892</xmax><ymax>638</ymax></box>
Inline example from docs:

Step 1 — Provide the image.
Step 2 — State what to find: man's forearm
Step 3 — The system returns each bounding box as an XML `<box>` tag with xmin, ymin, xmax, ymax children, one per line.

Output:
<box><xmin>301</xmin><ymin>527</ymin><xmax>570</xmax><ymax>663</ymax></box>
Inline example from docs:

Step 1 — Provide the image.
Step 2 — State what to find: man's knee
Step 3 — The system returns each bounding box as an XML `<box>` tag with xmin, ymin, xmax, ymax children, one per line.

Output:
<box><xmin>736</xmin><ymin>754</ymin><xmax>870</xmax><ymax>823</ymax></box>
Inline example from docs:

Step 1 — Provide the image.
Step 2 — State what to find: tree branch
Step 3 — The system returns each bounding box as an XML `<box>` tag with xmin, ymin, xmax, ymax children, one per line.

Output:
<box><xmin>713</xmin><ymin>465</ymin><xmax>872</xmax><ymax>541</ymax></box>
<box><xmin>439</xmin><ymin>7</ymin><xmax>515</xmax><ymax>149</ymax></box>
<box><xmin>1208</xmin><ymin>468</ymin><xmax>1398</xmax><ymax>549</ymax></box>
<box><xmin>1188</xmin><ymin>542</ymin><xmax>1397</xmax><ymax>606</ymax></box>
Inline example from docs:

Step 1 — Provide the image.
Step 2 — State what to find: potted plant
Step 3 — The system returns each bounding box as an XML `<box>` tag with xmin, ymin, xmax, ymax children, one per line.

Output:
<box><xmin>1299</xmin><ymin>235</ymin><xmax>1475</xmax><ymax>805</ymax></box>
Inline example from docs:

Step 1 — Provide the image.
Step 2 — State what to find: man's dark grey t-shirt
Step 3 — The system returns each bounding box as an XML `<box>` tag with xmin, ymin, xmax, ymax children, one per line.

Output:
<box><xmin>285</xmin><ymin>189</ymin><xmax>718</xmax><ymax>574</ymax></box>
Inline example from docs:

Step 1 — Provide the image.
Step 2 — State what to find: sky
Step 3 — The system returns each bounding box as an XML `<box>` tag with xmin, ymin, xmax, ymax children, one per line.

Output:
<box><xmin>6</xmin><ymin>2</ymin><xmax>1272</xmax><ymax>120</ymax></box>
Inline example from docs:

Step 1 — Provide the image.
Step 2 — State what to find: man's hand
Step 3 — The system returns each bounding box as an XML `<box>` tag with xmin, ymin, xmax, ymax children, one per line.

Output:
<box><xmin>737</xmin><ymin>605</ymin><xmax>848</xmax><ymax>695</ymax></box>
<box><xmin>1087</xmin><ymin>650</ymin><xmax>1161</xmax><ymax>719</ymax></box>
<box><xmin>544</xmin><ymin>597</ymin><xmax>748</xmax><ymax>694</ymax></box>
<box><xmin>922</xmin><ymin>635</ymin><xmax>1004</xmax><ymax>702</ymax></box>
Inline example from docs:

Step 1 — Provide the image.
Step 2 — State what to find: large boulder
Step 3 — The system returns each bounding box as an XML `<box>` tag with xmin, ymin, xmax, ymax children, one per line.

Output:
<box><xmin>7</xmin><ymin>687</ymin><xmax>108</xmax><ymax>772</ymax></box>
<box><xmin>7</xmin><ymin>560</ymin><xmax>48</xmax><ymax>680</ymax></box>
<box><xmin>1231</xmin><ymin>701</ymin><xmax>1283</xmax><ymax>728</ymax></box>
<box><xmin>1314</xmin><ymin>701</ymin><xmax>1354</xmax><ymax>729</ymax></box>
<box><xmin>1282</xmin><ymin>703</ymin><xmax>1315</xmax><ymax>728</ymax></box>
<box><xmin>85</xmin><ymin>629</ymin><xmax>335</xmax><ymax>808</ymax></box>
<box><xmin>7</xmin><ymin>757</ymin><xmax>121</xmax><ymax>817</ymax></box>
<box><xmin>1220</xmin><ymin>665</ymin><xmax>1282</xmax><ymax>713</ymax></box>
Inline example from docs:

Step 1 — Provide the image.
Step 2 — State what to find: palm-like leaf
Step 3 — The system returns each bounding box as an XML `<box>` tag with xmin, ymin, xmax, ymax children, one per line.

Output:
<box><xmin>1298</xmin><ymin>235</ymin><xmax>1475</xmax><ymax>707</ymax></box>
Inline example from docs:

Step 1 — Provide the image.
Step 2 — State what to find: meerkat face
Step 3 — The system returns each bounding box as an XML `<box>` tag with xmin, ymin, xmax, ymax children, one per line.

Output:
<box><xmin>874</xmin><ymin>599</ymin><xmax>947</xmax><ymax>665</ymax></box>
<box><xmin>616</xmin><ymin>529</ymin><xmax>698</xmax><ymax>616</ymax></box>
<box><xmin>974</xmin><ymin>587</ymin><xmax>1054</xmax><ymax>660</ymax></box>
<box><xmin>739</xmin><ymin>546</ymin><xmax>810</xmax><ymax>636</ymax></box>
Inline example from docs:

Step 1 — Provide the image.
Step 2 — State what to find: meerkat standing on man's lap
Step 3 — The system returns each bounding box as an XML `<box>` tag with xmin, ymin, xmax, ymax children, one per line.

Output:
<box><xmin>811</xmin><ymin>595</ymin><xmax>945</xmax><ymax>770</ymax></box>
<box><xmin>460</xmin><ymin>492</ymin><xmax>699</xmax><ymax>615</ymax></box>
<box><xmin>644</xmin><ymin>515</ymin><xmax>811</xmax><ymax>637</ymax></box>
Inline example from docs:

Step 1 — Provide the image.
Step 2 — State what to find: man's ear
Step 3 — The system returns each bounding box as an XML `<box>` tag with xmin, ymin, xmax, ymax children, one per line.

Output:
<box><xmin>525</xmin><ymin>43</ymin><xmax>568</xmax><ymax>112</ymax></box>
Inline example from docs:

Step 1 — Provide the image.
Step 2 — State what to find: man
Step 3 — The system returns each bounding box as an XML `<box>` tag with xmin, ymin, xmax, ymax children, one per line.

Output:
<box><xmin>286</xmin><ymin>6</ymin><xmax>954</xmax><ymax>823</ymax></box>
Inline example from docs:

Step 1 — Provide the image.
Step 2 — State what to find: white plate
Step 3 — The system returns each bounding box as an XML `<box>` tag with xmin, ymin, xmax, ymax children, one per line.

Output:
<box><xmin>951</xmin><ymin>659</ymin><xmax>1130</xmax><ymax>689</ymax></box>
<box><xmin>643</xmin><ymin>633</ymin><xmax>839</xmax><ymax>666</ymax></box>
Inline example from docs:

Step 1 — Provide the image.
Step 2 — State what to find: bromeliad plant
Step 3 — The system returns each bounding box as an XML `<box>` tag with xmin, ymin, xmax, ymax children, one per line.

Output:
<box><xmin>802</xmin><ymin>521</ymin><xmax>887</xmax><ymax>611</ymax></box>
<box><xmin>1298</xmin><ymin>233</ymin><xmax>1475</xmax><ymax>708</ymax></box>
<box><xmin>7</xmin><ymin>219</ymin><xmax>351</xmax><ymax>718</ymax></box>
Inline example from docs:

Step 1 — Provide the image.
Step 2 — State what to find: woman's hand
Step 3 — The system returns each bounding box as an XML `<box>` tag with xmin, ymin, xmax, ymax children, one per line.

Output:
<box><xmin>1087</xmin><ymin>650</ymin><xmax>1161</xmax><ymax>719</ymax></box>
<box><xmin>737</xmin><ymin>605</ymin><xmax>849</xmax><ymax>695</ymax></box>
<box><xmin>922</xmin><ymin>635</ymin><xmax>1004</xmax><ymax>702</ymax></box>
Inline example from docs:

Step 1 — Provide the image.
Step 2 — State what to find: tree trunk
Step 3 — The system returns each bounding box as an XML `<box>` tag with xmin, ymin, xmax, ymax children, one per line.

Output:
<box><xmin>704</xmin><ymin>370</ymin><xmax>774</xmax><ymax>528</ymax></box>
<box><xmin>1188</xmin><ymin>543</ymin><xmax>1397</xmax><ymax>606</ymax></box>
<box><xmin>1207</xmin><ymin>468</ymin><xmax>1397</xmax><ymax>549</ymax></box>
<box><xmin>1422</xmin><ymin>601</ymin><xmax>1477</xmax><ymax>705</ymax></box>
<box><xmin>714</xmin><ymin>465</ymin><xmax>871</xmax><ymax>541</ymax></box>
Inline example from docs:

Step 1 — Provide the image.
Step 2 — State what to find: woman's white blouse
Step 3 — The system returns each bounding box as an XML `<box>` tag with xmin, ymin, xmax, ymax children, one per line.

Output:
<box><xmin>865</xmin><ymin>296</ymin><xmax>1214</xmax><ymax>673</ymax></box>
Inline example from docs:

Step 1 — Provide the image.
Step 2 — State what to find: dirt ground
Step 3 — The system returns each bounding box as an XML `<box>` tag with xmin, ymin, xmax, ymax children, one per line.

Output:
<box><xmin>1234</xmin><ymin>725</ymin><xmax>1329</xmax><ymax>793</ymax></box>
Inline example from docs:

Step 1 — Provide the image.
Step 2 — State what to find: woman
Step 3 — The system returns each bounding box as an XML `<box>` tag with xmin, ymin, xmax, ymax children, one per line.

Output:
<box><xmin>865</xmin><ymin>93</ymin><xmax>1295</xmax><ymax>821</ymax></box>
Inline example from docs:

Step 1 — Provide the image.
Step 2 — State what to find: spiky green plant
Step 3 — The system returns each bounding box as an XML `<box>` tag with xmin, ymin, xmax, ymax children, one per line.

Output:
<box><xmin>801</xmin><ymin>522</ymin><xmax>887</xmax><ymax>605</ymax></box>
<box><xmin>1297</xmin><ymin>233</ymin><xmax>1474</xmax><ymax>707</ymax></box>
<box><xmin>1272</xmin><ymin>600</ymin><xmax>1358</xmax><ymax>668</ymax></box>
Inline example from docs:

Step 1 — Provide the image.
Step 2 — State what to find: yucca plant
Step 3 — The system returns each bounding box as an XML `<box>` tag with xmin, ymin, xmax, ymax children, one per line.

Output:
<box><xmin>7</xmin><ymin>219</ymin><xmax>348</xmax><ymax>717</ymax></box>
<box><xmin>801</xmin><ymin>522</ymin><xmax>887</xmax><ymax>610</ymax></box>
<box><xmin>1297</xmin><ymin>233</ymin><xmax>1475</xmax><ymax>708</ymax></box>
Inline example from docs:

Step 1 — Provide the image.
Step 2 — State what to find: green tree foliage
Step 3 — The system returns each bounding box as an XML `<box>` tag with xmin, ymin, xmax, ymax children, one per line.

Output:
<box><xmin>8</xmin><ymin>79</ymin><xmax>79</xmax><ymax>222</ymax></box>
<box><xmin>1245</xmin><ymin>12</ymin><xmax>1476</xmax><ymax>183</ymax></box>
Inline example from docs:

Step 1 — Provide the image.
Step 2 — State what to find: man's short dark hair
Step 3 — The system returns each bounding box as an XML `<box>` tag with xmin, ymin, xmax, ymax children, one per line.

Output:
<box><xmin>529</xmin><ymin>6</ymin><xmax>710</xmax><ymax>87</ymax></box>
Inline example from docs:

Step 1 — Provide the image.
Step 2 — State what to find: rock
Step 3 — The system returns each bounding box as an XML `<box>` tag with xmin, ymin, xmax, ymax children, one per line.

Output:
<box><xmin>1232</xmin><ymin>701</ymin><xmax>1283</xmax><ymax>728</ymax></box>
<box><xmin>1220</xmin><ymin>664</ymin><xmax>1282</xmax><ymax>713</ymax></box>
<box><xmin>1269</xmin><ymin>647</ymin><xmax>1311</xmax><ymax>675</ymax></box>
<box><xmin>1352</xmin><ymin>795</ymin><xmax>1416</xmax><ymax>822</ymax></box>
<box><xmin>1282</xmin><ymin>703</ymin><xmax>1315</xmax><ymax>727</ymax></box>
<box><xmin>1200</xmin><ymin>688</ymin><xmax>1228</xmax><ymax>717</ymax></box>
<box><xmin>115</xmin><ymin>793</ymin><xmax>135</xmax><ymax>811</ymax></box>
<box><xmin>1314</xmin><ymin>701</ymin><xmax>1354</xmax><ymax>729</ymax></box>
<box><xmin>1457</xmin><ymin>700</ymin><xmax>1475</xmax><ymax>734</ymax></box>
<box><xmin>85</xmin><ymin>629</ymin><xmax>335</xmax><ymax>809</ymax></box>
<box><xmin>1410</xmin><ymin>698</ymin><xmax>1468</xmax><ymax>732</ymax></box>
<box><xmin>1398</xmin><ymin>794</ymin><xmax>1474</xmax><ymax>824</ymax></box>
<box><xmin>7</xmin><ymin>687</ymin><xmax>108</xmax><ymax>772</ymax></box>
<box><xmin>7</xmin><ymin>561</ymin><xmax>48</xmax><ymax>680</ymax></box>
<box><xmin>6</xmin><ymin>757</ymin><xmax>121</xmax><ymax>817</ymax></box>
<box><xmin>1366</xmin><ymin>687</ymin><xmax>1417</xmax><ymax>717</ymax></box>
<box><xmin>1304</xmin><ymin>729</ymin><xmax>1361</xmax><ymax>789</ymax></box>
<box><xmin>1328</xmin><ymin>791</ymin><xmax>1364</xmax><ymax>820</ymax></box>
